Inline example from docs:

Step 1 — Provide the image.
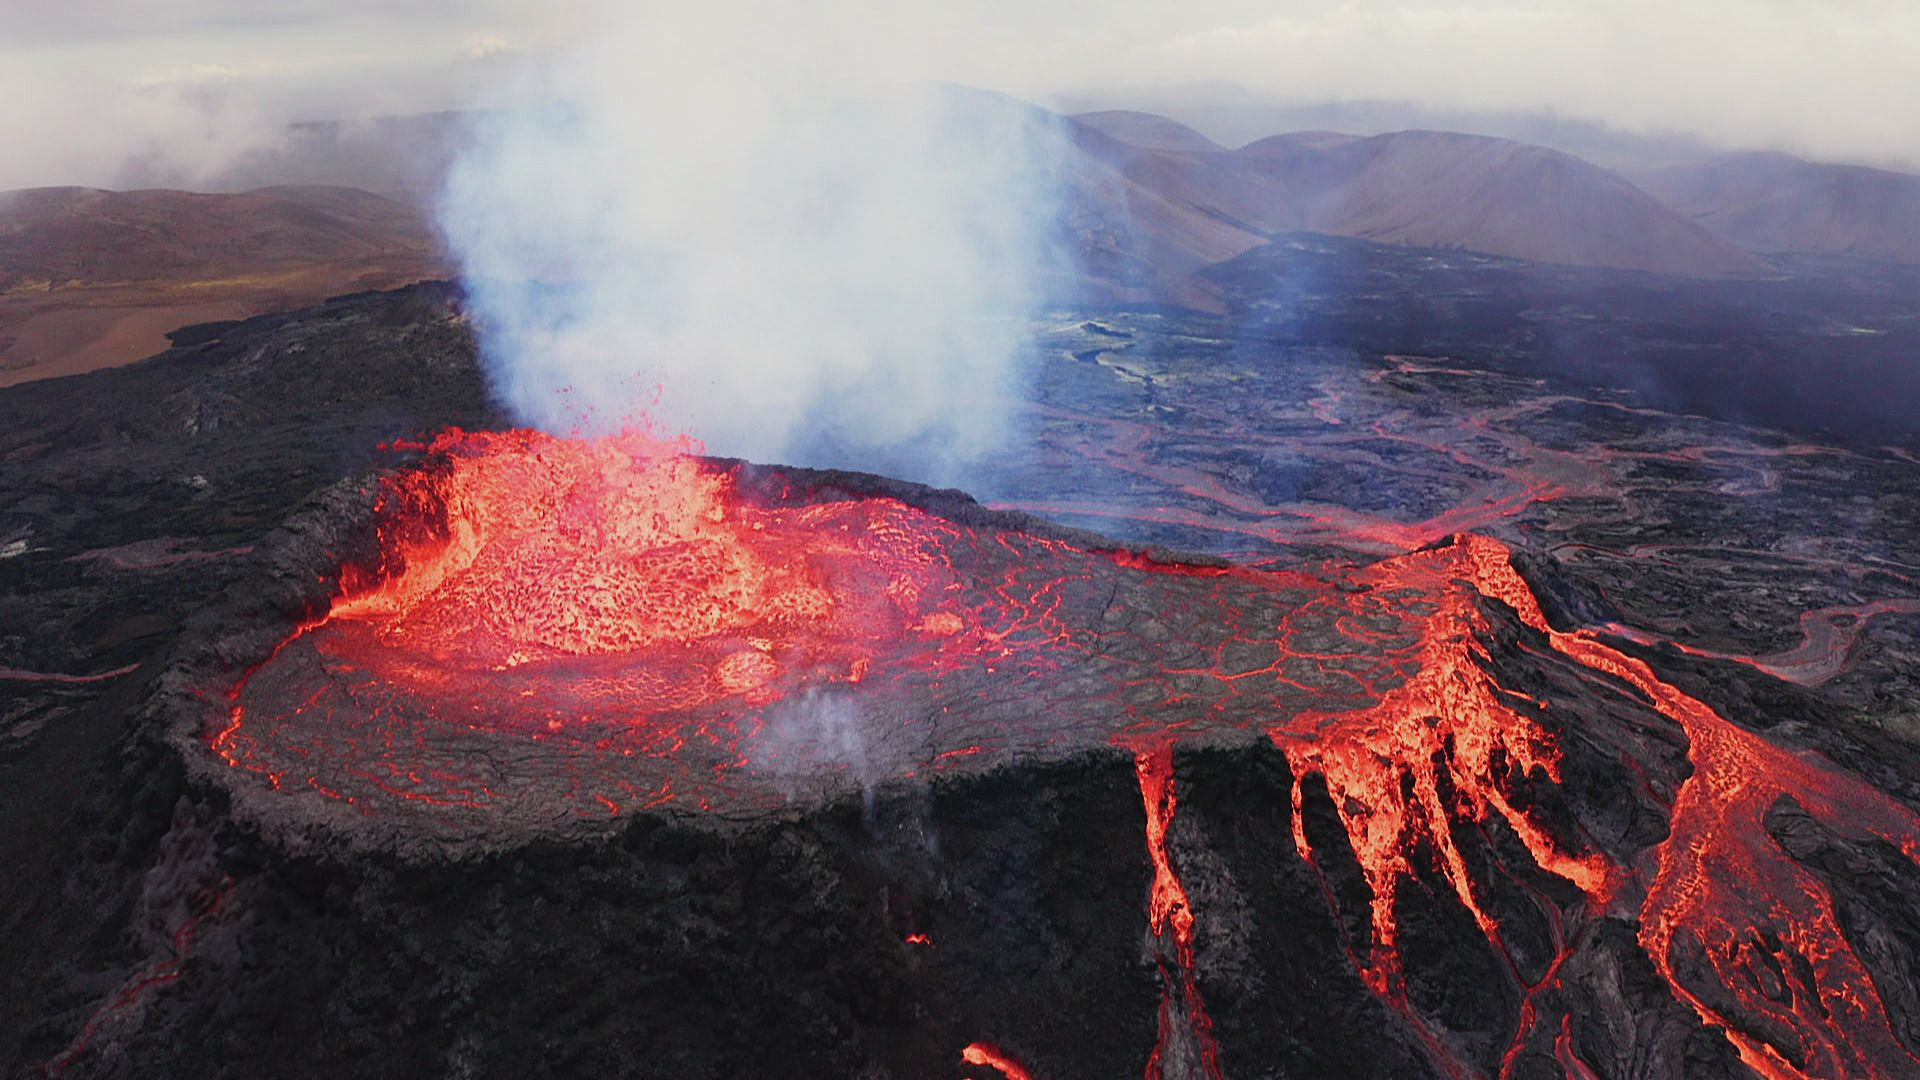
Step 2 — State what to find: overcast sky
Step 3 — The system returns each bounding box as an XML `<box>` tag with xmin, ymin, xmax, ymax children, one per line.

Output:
<box><xmin>2</xmin><ymin>0</ymin><xmax>1917</xmax><ymax>189</ymax></box>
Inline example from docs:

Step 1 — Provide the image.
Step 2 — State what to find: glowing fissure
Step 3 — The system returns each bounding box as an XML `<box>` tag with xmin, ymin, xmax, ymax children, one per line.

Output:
<box><xmin>212</xmin><ymin>429</ymin><xmax>1920</xmax><ymax>1078</ymax></box>
<box><xmin>1555</xmin><ymin>1013</ymin><xmax>1603</xmax><ymax>1080</ymax></box>
<box><xmin>46</xmin><ymin>876</ymin><xmax>234</xmax><ymax>1076</ymax></box>
<box><xmin>1133</xmin><ymin>742</ymin><xmax>1224</xmax><ymax>1080</ymax></box>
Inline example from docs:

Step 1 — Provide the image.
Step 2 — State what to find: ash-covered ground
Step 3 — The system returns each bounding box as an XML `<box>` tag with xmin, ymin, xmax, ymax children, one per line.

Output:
<box><xmin>4</xmin><ymin>242</ymin><xmax>1920</xmax><ymax>1080</ymax></box>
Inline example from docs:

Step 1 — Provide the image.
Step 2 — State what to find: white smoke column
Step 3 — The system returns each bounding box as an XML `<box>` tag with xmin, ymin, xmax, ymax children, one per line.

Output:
<box><xmin>751</xmin><ymin>688</ymin><xmax>894</xmax><ymax>814</ymax></box>
<box><xmin>438</xmin><ymin>2</ymin><xmax>1067</xmax><ymax>473</ymax></box>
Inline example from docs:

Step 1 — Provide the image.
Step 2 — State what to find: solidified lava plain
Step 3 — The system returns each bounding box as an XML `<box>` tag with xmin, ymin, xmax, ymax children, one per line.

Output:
<box><xmin>7</xmin><ymin>262</ymin><xmax>1920</xmax><ymax>1080</ymax></box>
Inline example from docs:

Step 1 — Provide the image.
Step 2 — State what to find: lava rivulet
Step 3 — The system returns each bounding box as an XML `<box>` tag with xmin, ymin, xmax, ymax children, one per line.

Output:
<box><xmin>1463</xmin><ymin>534</ymin><xmax>1920</xmax><ymax>1080</ymax></box>
<box><xmin>1597</xmin><ymin>598</ymin><xmax>1920</xmax><ymax>688</ymax></box>
<box><xmin>961</xmin><ymin>1042</ymin><xmax>1035</xmax><ymax>1080</ymax></box>
<box><xmin>1273</xmin><ymin>535</ymin><xmax>1614</xmax><ymax>995</ymax></box>
<box><xmin>1134</xmin><ymin>742</ymin><xmax>1224</xmax><ymax>1080</ymax></box>
<box><xmin>206</xmin><ymin>429</ymin><xmax>1920</xmax><ymax>1078</ymax></box>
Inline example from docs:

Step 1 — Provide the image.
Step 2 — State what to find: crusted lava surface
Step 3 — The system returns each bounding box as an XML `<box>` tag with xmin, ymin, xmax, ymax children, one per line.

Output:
<box><xmin>190</xmin><ymin>429</ymin><xmax>1578</xmax><ymax>855</ymax></box>
<box><xmin>5</xmin><ymin>247</ymin><xmax>1920</xmax><ymax>1080</ymax></box>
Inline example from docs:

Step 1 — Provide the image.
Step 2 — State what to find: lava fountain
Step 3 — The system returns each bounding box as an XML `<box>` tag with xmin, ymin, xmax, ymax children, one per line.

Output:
<box><xmin>197</xmin><ymin>428</ymin><xmax>1920</xmax><ymax>1079</ymax></box>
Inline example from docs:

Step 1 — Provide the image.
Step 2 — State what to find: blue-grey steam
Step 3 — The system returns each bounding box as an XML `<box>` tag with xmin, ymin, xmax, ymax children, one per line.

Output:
<box><xmin>437</xmin><ymin>3</ymin><xmax>1067</xmax><ymax>476</ymax></box>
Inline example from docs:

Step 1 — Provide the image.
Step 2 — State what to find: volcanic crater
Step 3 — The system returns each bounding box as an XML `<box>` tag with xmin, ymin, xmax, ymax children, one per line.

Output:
<box><xmin>9</xmin><ymin>269</ymin><xmax>1920</xmax><ymax>1079</ymax></box>
<box><xmin>173</xmin><ymin>426</ymin><xmax>1600</xmax><ymax>863</ymax></box>
<box><xmin>158</xmin><ymin>421</ymin><xmax>1920</xmax><ymax>1080</ymax></box>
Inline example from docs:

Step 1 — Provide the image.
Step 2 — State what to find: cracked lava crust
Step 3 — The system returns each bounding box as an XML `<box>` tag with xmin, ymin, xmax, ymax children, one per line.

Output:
<box><xmin>160</xmin><ymin>426</ymin><xmax>1920</xmax><ymax>1080</ymax></box>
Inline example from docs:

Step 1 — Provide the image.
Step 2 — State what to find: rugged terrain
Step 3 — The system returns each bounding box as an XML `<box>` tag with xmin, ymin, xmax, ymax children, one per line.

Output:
<box><xmin>3</xmin><ymin>238</ymin><xmax>1920</xmax><ymax>1078</ymax></box>
<box><xmin>0</xmin><ymin>186</ymin><xmax>444</xmax><ymax>386</ymax></box>
<box><xmin>1639</xmin><ymin>152</ymin><xmax>1920</xmax><ymax>265</ymax></box>
<box><xmin>13</xmin><ymin>99</ymin><xmax>1916</xmax><ymax>394</ymax></box>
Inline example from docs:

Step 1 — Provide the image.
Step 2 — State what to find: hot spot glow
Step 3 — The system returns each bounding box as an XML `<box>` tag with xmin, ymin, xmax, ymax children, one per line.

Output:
<box><xmin>328</xmin><ymin>427</ymin><xmax>964</xmax><ymax>711</ymax></box>
<box><xmin>961</xmin><ymin>1042</ymin><xmax>1035</xmax><ymax>1080</ymax></box>
<box><xmin>210</xmin><ymin>429</ymin><xmax>1920</xmax><ymax>1079</ymax></box>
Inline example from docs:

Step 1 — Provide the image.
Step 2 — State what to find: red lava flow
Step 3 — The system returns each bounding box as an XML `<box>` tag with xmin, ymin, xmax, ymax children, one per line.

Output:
<box><xmin>1467</xmin><ymin>536</ymin><xmax>1920</xmax><ymax>1080</ymax></box>
<box><xmin>207</xmin><ymin>427</ymin><xmax>1920</xmax><ymax>1079</ymax></box>
<box><xmin>44</xmin><ymin>876</ymin><xmax>235</xmax><ymax>1077</ymax></box>
<box><xmin>1133</xmin><ymin>741</ymin><xmax>1224</xmax><ymax>1080</ymax></box>
<box><xmin>962</xmin><ymin>1042</ymin><xmax>1036</xmax><ymax>1080</ymax></box>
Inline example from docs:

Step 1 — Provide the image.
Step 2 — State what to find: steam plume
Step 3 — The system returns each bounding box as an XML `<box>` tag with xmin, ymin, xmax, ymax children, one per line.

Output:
<box><xmin>438</xmin><ymin>2</ymin><xmax>1068</xmax><ymax>474</ymax></box>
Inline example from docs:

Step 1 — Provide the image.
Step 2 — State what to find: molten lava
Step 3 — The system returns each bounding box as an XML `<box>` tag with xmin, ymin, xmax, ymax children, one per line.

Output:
<box><xmin>210</xmin><ymin>428</ymin><xmax>1920</xmax><ymax>1079</ymax></box>
<box><xmin>961</xmin><ymin>1042</ymin><xmax>1035</xmax><ymax>1080</ymax></box>
<box><xmin>330</xmin><ymin>426</ymin><xmax>965</xmax><ymax>716</ymax></box>
<box><xmin>1133</xmin><ymin>742</ymin><xmax>1224</xmax><ymax>1080</ymax></box>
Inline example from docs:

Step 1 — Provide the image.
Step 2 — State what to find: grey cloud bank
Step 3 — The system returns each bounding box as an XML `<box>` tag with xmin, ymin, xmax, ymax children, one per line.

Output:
<box><xmin>3</xmin><ymin>0</ymin><xmax>1920</xmax><ymax>190</ymax></box>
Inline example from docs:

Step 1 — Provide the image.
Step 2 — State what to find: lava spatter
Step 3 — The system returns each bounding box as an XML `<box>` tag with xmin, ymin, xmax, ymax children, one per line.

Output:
<box><xmin>213</xmin><ymin>427</ymin><xmax>982</xmax><ymax>813</ymax></box>
<box><xmin>329</xmin><ymin>426</ymin><xmax>965</xmax><ymax>700</ymax></box>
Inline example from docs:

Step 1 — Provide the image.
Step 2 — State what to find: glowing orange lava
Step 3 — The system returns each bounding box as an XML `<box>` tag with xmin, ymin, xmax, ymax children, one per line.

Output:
<box><xmin>213</xmin><ymin>428</ymin><xmax>1920</xmax><ymax>1078</ymax></box>
<box><xmin>1272</xmin><ymin>536</ymin><xmax>1613</xmax><ymax>995</ymax></box>
<box><xmin>962</xmin><ymin>1042</ymin><xmax>1035</xmax><ymax>1080</ymax></box>
<box><xmin>328</xmin><ymin>427</ymin><xmax>964</xmax><ymax>713</ymax></box>
<box><xmin>1132</xmin><ymin>742</ymin><xmax>1224</xmax><ymax>1080</ymax></box>
<box><xmin>1462</xmin><ymin>534</ymin><xmax>1920</xmax><ymax>1080</ymax></box>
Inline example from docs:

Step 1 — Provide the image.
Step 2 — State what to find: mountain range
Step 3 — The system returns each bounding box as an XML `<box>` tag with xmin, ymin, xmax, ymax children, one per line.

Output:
<box><xmin>3</xmin><ymin>98</ymin><xmax>1916</xmax><ymax>383</ymax></box>
<box><xmin>1638</xmin><ymin>151</ymin><xmax>1920</xmax><ymax>265</ymax></box>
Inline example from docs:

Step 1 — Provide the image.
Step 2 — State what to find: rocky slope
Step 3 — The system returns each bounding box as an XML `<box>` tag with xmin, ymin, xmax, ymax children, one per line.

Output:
<box><xmin>1640</xmin><ymin>152</ymin><xmax>1920</xmax><ymax>264</ymax></box>
<box><xmin>4</xmin><ymin>275</ymin><xmax>1919</xmax><ymax>1077</ymax></box>
<box><xmin>1074</xmin><ymin>111</ymin><xmax>1760</xmax><ymax>276</ymax></box>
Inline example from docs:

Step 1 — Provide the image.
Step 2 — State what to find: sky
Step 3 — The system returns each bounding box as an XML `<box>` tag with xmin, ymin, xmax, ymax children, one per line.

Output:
<box><xmin>1</xmin><ymin>0</ymin><xmax>1918</xmax><ymax>189</ymax></box>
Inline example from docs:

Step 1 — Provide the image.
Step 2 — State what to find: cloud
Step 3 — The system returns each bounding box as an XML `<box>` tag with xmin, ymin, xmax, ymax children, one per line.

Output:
<box><xmin>0</xmin><ymin>0</ymin><xmax>567</xmax><ymax>189</ymax></box>
<box><xmin>0</xmin><ymin>60</ymin><xmax>286</xmax><ymax>189</ymax></box>
<box><xmin>463</xmin><ymin>33</ymin><xmax>512</xmax><ymax>60</ymax></box>
<box><xmin>1052</xmin><ymin>1</ymin><xmax>1920</xmax><ymax>167</ymax></box>
<box><xmin>134</xmin><ymin>63</ymin><xmax>246</xmax><ymax>88</ymax></box>
<box><xmin>4</xmin><ymin>1</ymin><xmax>1918</xmax><ymax>191</ymax></box>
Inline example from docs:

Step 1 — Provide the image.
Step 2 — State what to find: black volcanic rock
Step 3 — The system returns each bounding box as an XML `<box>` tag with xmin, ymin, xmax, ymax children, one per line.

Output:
<box><xmin>5</xmin><ymin>275</ymin><xmax>1920</xmax><ymax>1080</ymax></box>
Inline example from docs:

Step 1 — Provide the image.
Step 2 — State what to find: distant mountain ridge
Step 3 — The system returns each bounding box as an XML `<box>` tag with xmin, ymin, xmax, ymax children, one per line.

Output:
<box><xmin>1072</xmin><ymin>108</ymin><xmax>1920</xmax><ymax>273</ymax></box>
<box><xmin>1058</xmin><ymin>94</ymin><xmax>1723</xmax><ymax>172</ymax></box>
<box><xmin>8</xmin><ymin>97</ymin><xmax>1917</xmax><ymax>388</ymax></box>
<box><xmin>1071</xmin><ymin>110</ymin><xmax>1761</xmax><ymax>278</ymax></box>
<box><xmin>0</xmin><ymin>185</ymin><xmax>436</xmax><ymax>289</ymax></box>
<box><xmin>1638</xmin><ymin>152</ymin><xmax>1920</xmax><ymax>265</ymax></box>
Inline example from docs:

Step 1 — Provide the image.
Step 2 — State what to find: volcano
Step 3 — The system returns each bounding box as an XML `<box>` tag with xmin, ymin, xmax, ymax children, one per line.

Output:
<box><xmin>7</xmin><ymin>271</ymin><xmax>1920</xmax><ymax>1079</ymax></box>
<box><xmin>130</xmin><ymin>422</ymin><xmax>1915</xmax><ymax>1080</ymax></box>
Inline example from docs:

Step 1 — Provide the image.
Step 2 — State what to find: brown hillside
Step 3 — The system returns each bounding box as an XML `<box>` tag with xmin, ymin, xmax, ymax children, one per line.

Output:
<box><xmin>1640</xmin><ymin>152</ymin><xmax>1920</xmax><ymax>264</ymax></box>
<box><xmin>0</xmin><ymin>186</ymin><xmax>445</xmax><ymax>386</ymax></box>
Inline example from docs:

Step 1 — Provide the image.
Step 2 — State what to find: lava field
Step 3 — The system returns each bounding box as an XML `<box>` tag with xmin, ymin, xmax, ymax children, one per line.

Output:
<box><xmin>5</xmin><ymin>256</ymin><xmax>1920</xmax><ymax>1079</ymax></box>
